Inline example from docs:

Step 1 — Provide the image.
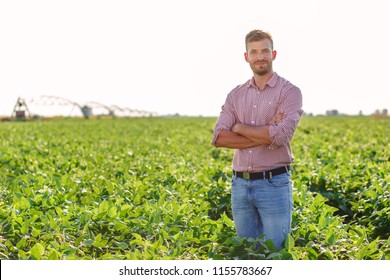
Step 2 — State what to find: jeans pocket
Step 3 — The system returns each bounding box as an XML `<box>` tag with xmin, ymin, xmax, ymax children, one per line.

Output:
<box><xmin>231</xmin><ymin>175</ymin><xmax>244</xmax><ymax>188</ymax></box>
<box><xmin>266</xmin><ymin>173</ymin><xmax>291</xmax><ymax>188</ymax></box>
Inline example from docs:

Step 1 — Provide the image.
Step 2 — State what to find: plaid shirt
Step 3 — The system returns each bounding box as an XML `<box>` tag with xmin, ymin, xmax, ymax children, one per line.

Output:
<box><xmin>212</xmin><ymin>72</ymin><xmax>303</xmax><ymax>172</ymax></box>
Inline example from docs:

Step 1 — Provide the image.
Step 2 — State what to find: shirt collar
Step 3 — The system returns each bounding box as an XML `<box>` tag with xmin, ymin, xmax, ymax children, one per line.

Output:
<box><xmin>247</xmin><ymin>72</ymin><xmax>279</xmax><ymax>89</ymax></box>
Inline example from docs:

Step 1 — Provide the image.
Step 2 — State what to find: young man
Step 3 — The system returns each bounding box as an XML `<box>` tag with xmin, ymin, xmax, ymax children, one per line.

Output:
<box><xmin>212</xmin><ymin>29</ymin><xmax>303</xmax><ymax>250</ymax></box>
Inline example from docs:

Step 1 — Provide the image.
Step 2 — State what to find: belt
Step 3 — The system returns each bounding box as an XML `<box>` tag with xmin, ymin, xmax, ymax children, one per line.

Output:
<box><xmin>233</xmin><ymin>166</ymin><xmax>290</xmax><ymax>180</ymax></box>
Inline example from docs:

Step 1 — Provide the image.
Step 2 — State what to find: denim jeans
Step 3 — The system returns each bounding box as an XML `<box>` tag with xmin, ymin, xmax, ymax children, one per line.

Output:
<box><xmin>231</xmin><ymin>172</ymin><xmax>293</xmax><ymax>251</ymax></box>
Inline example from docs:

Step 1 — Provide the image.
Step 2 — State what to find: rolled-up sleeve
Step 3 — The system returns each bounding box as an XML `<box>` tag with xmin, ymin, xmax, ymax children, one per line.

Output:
<box><xmin>268</xmin><ymin>86</ymin><xmax>303</xmax><ymax>148</ymax></box>
<box><xmin>211</xmin><ymin>94</ymin><xmax>237</xmax><ymax>146</ymax></box>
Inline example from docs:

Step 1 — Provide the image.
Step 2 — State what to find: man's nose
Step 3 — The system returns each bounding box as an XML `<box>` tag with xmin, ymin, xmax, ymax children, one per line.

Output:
<box><xmin>256</xmin><ymin>53</ymin><xmax>265</xmax><ymax>60</ymax></box>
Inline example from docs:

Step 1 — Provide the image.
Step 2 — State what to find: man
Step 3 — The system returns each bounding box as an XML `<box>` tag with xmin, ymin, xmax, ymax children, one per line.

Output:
<box><xmin>212</xmin><ymin>29</ymin><xmax>303</xmax><ymax>250</ymax></box>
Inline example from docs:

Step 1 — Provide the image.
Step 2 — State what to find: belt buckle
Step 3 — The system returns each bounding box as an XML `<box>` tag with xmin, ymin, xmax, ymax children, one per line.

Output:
<box><xmin>243</xmin><ymin>172</ymin><xmax>250</xmax><ymax>180</ymax></box>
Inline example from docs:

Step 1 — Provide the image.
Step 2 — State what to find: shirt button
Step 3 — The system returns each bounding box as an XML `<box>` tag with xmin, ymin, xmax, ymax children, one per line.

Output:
<box><xmin>253</xmin><ymin>105</ymin><xmax>257</xmax><ymax>108</ymax></box>
<box><xmin>251</xmin><ymin>120</ymin><xmax>255</xmax><ymax>124</ymax></box>
<box><xmin>249</xmin><ymin>150</ymin><xmax>252</xmax><ymax>153</ymax></box>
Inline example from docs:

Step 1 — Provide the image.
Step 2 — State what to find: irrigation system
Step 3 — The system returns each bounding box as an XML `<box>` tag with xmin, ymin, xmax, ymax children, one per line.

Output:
<box><xmin>10</xmin><ymin>95</ymin><xmax>157</xmax><ymax>120</ymax></box>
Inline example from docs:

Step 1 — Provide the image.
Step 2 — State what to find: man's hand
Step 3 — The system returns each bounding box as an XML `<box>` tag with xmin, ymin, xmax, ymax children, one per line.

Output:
<box><xmin>270</xmin><ymin>112</ymin><xmax>286</xmax><ymax>124</ymax></box>
<box><xmin>231</xmin><ymin>123</ymin><xmax>243</xmax><ymax>134</ymax></box>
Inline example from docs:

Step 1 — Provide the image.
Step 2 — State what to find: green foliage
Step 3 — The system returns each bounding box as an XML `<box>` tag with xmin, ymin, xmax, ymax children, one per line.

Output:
<box><xmin>290</xmin><ymin>116</ymin><xmax>389</xmax><ymax>259</ymax></box>
<box><xmin>0</xmin><ymin>116</ymin><xmax>388</xmax><ymax>259</ymax></box>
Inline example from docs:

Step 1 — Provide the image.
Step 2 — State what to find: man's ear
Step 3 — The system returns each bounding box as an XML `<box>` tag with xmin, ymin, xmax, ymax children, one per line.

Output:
<box><xmin>272</xmin><ymin>50</ymin><xmax>277</xmax><ymax>60</ymax></box>
<box><xmin>244</xmin><ymin>52</ymin><xmax>249</xmax><ymax>62</ymax></box>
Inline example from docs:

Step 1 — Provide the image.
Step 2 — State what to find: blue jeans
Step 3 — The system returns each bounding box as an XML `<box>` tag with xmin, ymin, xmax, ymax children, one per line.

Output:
<box><xmin>231</xmin><ymin>172</ymin><xmax>293</xmax><ymax>251</ymax></box>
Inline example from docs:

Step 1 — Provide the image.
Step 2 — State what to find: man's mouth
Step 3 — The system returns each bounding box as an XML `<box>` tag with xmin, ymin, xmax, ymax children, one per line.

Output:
<box><xmin>255</xmin><ymin>61</ymin><xmax>267</xmax><ymax>66</ymax></box>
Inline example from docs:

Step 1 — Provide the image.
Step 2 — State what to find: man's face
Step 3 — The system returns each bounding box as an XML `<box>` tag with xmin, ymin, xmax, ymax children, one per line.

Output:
<box><xmin>245</xmin><ymin>39</ymin><xmax>276</xmax><ymax>76</ymax></box>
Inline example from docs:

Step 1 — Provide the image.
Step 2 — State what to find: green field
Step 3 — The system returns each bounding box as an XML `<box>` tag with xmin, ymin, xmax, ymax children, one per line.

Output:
<box><xmin>0</xmin><ymin>116</ymin><xmax>389</xmax><ymax>259</ymax></box>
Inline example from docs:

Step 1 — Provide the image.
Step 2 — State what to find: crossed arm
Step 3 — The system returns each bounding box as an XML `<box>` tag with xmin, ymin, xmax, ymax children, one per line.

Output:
<box><xmin>214</xmin><ymin>112</ymin><xmax>285</xmax><ymax>149</ymax></box>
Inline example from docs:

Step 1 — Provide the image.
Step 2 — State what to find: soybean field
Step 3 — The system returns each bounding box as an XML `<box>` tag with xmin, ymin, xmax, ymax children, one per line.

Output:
<box><xmin>0</xmin><ymin>116</ymin><xmax>389</xmax><ymax>260</ymax></box>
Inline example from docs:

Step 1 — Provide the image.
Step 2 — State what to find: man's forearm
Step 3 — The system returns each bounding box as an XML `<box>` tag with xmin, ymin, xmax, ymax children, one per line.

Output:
<box><xmin>214</xmin><ymin>130</ymin><xmax>259</xmax><ymax>149</ymax></box>
<box><xmin>231</xmin><ymin>124</ymin><xmax>272</xmax><ymax>145</ymax></box>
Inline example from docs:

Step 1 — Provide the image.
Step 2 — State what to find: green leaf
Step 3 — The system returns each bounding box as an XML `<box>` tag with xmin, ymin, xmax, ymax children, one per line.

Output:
<box><xmin>21</xmin><ymin>220</ymin><xmax>29</xmax><ymax>235</ymax></box>
<box><xmin>130</xmin><ymin>233</ymin><xmax>144</xmax><ymax>246</ymax></box>
<box><xmin>48</xmin><ymin>249</ymin><xmax>61</xmax><ymax>260</ymax></box>
<box><xmin>19</xmin><ymin>196</ymin><xmax>31</xmax><ymax>210</ymax></box>
<box><xmin>16</xmin><ymin>238</ymin><xmax>27</xmax><ymax>250</ymax></box>
<box><xmin>98</xmin><ymin>200</ymin><xmax>109</xmax><ymax>213</ymax></box>
<box><xmin>221</xmin><ymin>212</ymin><xmax>234</xmax><ymax>227</ymax></box>
<box><xmin>115</xmin><ymin>241</ymin><xmax>129</xmax><ymax>249</ymax></box>
<box><xmin>93</xmin><ymin>234</ymin><xmax>107</xmax><ymax>248</ymax></box>
<box><xmin>30</xmin><ymin>243</ymin><xmax>45</xmax><ymax>260</ymax></box>
<box><xmin>108</xmin><ymin>206</ymin><xmax>117</xmax><ymax>218</ymax></box>
<box><xmin>326</xmin><ymin>232</ymin><xmax>335</xmax><ymax>245</ymax></box>
<box><xmin>83</xmin><ymin>239</ymin><xmax>94</xmax><ymax>247</ymax></box>
<box><xmin>363</xmin><ymin>190</ymin><xmax>378</xmax><ymax>199</ymax></box>
<box><xmin>285</xmin><ymin>234</ymin><xmax>295</xmax><ymax>251</ymax></box>
<box><xmin>55</xmin><ymin>206</ymin><xmax>63</xmax><ymax>216</ymax></box>
<box><xmin>113</xmin><ymin>221</ymin><xmax>128</xmax><ymax>232</ymax></box>
<box><xmin>31</xmin><ymin>227</ymin><xmax>41</xmax><ymax>238</ymax></box>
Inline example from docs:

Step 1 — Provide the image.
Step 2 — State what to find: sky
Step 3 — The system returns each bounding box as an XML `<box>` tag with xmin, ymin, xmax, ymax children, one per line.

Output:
<box><xmin>1</xmin><ymin>0</ymin><xmax>389</xmax><ymax>117</ymax></box>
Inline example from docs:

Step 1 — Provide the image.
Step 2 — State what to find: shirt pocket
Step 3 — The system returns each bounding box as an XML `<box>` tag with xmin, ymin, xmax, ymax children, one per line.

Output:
<box><xmin>257</xmin><ymin>99</ymin><xmax>281</xmax><ymax>124</ymax></box>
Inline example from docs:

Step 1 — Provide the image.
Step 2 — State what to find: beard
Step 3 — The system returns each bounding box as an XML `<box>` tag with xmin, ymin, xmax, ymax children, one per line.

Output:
<box><xmin>250</xmin><ymin>60</ymin><xmax>273</xmax><ymax>76</ymax></box>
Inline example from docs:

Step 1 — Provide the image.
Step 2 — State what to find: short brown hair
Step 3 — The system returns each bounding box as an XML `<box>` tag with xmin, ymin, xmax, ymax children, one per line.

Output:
<box><xmin>245</xmin><ymin>29</ymin><xmax>274</xmax><ymax>51</ymax></box>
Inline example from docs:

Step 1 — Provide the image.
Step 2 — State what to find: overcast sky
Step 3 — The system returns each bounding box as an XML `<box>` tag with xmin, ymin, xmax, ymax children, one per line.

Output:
<box><xmin>1</xmin><ymin>0</ymin><xmax>389</xmax><ymax>117</ymax></box>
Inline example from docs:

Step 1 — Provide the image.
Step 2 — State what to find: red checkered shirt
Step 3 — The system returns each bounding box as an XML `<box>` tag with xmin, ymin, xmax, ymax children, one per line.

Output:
<box><xmin>212</xmin><ymin>72</ymin><xmax>303</xmax><ymax>172</ymax></box>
